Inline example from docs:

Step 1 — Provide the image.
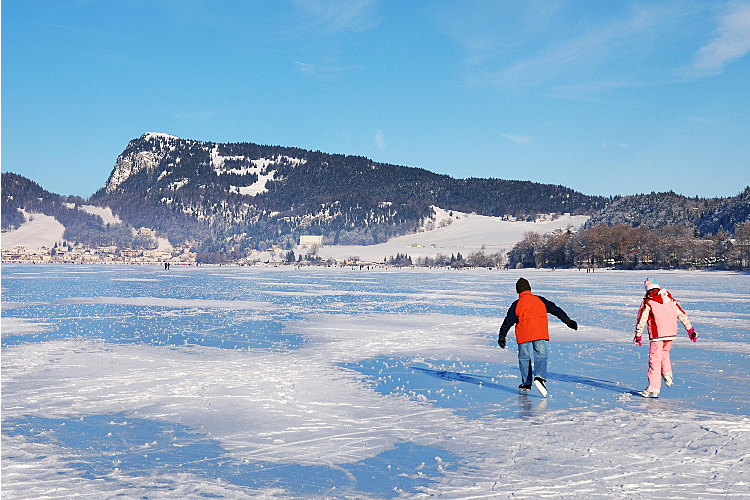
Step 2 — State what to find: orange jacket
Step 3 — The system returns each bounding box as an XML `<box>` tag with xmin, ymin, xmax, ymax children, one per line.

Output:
<box><xmin>499</xmin><ymin>290</ymin><xmax>572</xmax><ymax>344</ymax></box>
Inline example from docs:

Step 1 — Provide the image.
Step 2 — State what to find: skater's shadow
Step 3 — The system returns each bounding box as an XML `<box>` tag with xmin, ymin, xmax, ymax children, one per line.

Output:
<box><xmin>410</xmin><ymin>367</ymin><xmax>519</xmax><ymax>395</ymax></box>
<box><xmin>411</xmin><ymin>367</ymin><xmax>637</xmax><ymax>397</ymax></box>
<box><xmin>546</xmin><ymin>372</ymin><xmax>634</xmax><ymax>393</ymax></box>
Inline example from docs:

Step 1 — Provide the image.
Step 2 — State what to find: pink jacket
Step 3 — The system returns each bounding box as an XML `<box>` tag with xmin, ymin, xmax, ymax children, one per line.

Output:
<box><xmin>635</xmin><ymin>288</ymin><xmax>693</xmax><ymax>341</ymax></box>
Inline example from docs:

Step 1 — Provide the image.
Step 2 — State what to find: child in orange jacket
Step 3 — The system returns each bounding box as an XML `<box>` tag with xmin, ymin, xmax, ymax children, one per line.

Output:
<box><xmin>498</xmin><ymin>278</ymin><xmax>578</xmax><ymax>397</ymax></box>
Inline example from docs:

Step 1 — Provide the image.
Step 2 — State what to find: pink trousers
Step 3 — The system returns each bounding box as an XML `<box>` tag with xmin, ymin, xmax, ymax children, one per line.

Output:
<box><xmin>648</xmin><ymin>340</ymin><xmax>673</xmax><ymax>390</ymax></box>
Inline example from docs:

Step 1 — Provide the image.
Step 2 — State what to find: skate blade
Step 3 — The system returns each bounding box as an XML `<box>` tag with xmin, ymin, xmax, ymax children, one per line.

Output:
<box><xmin>534</xmin><ymin>380</ymin><xmax>547</xmax><ymax>398</ymax></box>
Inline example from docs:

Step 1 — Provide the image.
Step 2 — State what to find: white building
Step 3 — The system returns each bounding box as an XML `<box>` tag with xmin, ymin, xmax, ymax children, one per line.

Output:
<box><xmin>299</xmin><ymin>235</ymin><xmax>323</xmax><ymax>246</ymax></box>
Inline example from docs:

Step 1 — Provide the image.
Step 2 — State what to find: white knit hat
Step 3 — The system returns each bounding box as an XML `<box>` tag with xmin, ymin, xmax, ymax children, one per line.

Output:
<box><xmin>644</xmin><ymin>277</ymin><xmax>660</xmax><ymax>291</ymax></box>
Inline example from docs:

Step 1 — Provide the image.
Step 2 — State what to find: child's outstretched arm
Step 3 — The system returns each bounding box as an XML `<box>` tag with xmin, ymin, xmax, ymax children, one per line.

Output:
<box><xmin>539</xmin><ymin>297</ymin><xmax>577</xmax><ymax>330</ymax></box>
<box><xmin>667</xmin><ymin>292</ymin><xmax>696</xmax><ymax>341</ymax></box>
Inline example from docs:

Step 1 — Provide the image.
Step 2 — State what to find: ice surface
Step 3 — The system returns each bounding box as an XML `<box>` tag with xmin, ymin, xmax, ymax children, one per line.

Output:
<box><xmin>2</xmin><ymin>265</ymin><xmax>749</xmax><ymax>498</ymax></box>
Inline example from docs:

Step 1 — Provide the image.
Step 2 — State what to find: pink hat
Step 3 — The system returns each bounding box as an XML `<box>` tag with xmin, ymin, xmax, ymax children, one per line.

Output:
<box><xmin>644</xmin><ymin>278</ymin><xmax>660</xmax><ymax>292</ymax></box>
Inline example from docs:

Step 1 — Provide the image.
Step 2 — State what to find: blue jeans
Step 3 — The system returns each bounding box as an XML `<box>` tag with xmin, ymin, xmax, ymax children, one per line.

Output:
<box><xmin>518</xmin><ymin>340</ymin><xmax>548</xmax><ymax>386</ymax></box>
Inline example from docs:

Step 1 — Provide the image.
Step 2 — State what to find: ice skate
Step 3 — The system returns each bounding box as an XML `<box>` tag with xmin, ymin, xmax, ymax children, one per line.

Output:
<box><xmin>518</xmin><ymin>384</ymin><xmax>531</xmax><ymax>394</ymax></box>
<box><xmin>663</xmin><ymin>373</ymin><xmax>673</xmax><ymax>387</ymax></box>
<box><xmin>534</xmin><ymin>377</ymin><xmax>547</xmax><ymax>398</ymax></box>
<box><xmin>639</xmin><ymin>387</ymin><xmax>660</xmax><ymax>398</ymax></box>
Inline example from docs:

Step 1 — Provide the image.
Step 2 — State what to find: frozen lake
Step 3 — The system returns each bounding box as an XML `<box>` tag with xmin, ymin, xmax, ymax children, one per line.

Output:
<box><xmin>2</xmin><ymin>264</ymin><xmax>749</xmax><ymax>498</ymax></box>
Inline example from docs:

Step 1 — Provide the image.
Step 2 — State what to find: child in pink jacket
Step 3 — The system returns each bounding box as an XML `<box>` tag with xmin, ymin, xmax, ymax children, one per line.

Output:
<box><xmin>634</xmin><ymin>278</ymin><xmax>697</xmax><ymax>398</ymax></box>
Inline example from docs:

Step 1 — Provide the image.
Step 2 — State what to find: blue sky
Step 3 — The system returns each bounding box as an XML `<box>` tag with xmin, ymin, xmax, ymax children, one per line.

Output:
<box><xmin>3</xmin><ymin>0</ymin><xmax>749</xmax><ymax>198</ymax></box>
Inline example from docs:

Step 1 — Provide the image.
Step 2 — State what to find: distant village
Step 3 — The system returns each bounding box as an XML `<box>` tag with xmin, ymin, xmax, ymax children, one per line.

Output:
<box><xmin>1</xmin><ymin>214</ymin><xmax>566</xmax><ymax>267</ymax></box>
<box><xmin>1</xmin><ymin>226</ymin><xmax>198</xmax><ymax>265</ymax></box>
<box><xmin>0</xmin><ymin>232</ymin><xmax>410</xmax><ymax>268</ymax></box>
<box><xmin>0</xmin><ymin>231</ymin><xmax>327</xmax><ymax>266</ymax></box>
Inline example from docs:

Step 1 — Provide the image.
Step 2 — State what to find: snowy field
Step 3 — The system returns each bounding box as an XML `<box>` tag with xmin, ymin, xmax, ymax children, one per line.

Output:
<box><xmin>0</xmin><ymin>212</ymin><xmax>66</xmax><ymax>252</ymax></box>
<box><xmin>2</xmin><ymin>264</ymin><xmax>749</xmax><ymax>499</ymax></box>
<box><xmin>315</xmin><ymin>212</ymin><xmax>589</xmax><ymax>263</ymax></box>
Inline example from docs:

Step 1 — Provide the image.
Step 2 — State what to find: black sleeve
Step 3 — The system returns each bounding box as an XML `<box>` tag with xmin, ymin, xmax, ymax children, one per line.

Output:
<box><xmin>539</xmin><ymin>296</ymin><xmax>571</xmax><ymax>323</ymax></box>
<box><xmin>498</xmin><ymin>300</ymin><xmax>519</xmax><ymax>338</ymax></box>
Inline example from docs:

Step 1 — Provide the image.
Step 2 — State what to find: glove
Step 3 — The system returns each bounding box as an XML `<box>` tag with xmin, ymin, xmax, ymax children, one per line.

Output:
<box><xmin>498</xmin><ymin>336</ymin><xmax>506</xmax><ymax>349</ymax></box>
<box><xmin>565</xmin><ymin>319</ymin><xmax>578</xmax><ymax>330</ymax></box>
<box><xmin>688</xmin><ymin>327</ymin><xmax>697</xmax><ymax>342</ymax></box>
<box><xmin>633</xmin><ymin>335</ymin><xmax>642</xmax><ymax>346</ymax></box>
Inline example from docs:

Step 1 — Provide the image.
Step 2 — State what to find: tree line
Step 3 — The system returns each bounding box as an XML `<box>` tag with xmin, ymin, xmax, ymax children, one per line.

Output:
<box><xmin>507</xmin><ymin>222</ymin><xmax>750</xmax><ymax>270</ymax></box>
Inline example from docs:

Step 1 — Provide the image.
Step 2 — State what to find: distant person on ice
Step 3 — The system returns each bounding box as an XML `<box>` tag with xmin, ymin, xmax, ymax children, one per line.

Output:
<box><xmin>498</xmin><ymin>278</ymin><xmax>578</xmax><ymax>398</ymax></box>
<box><xmin>634</xmin><ymin>278</ymin><xmax>697</xmax><ymax>398</ymax></box>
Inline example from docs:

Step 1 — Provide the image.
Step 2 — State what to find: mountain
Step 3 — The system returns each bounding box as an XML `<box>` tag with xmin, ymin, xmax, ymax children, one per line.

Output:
<box><xmin>7</xmin><ymin>133</ymin><xmax>746</xmax><ymax>261</ymax></box>
<box><xmin>89</xmin><ymin>133</ymin><xmax>607</xmax><ymax>256</ymax></box>
<box><xmin>583</xmin><ymin>188</ymin><xmax>750</xmax><ymax>236</ymax></box>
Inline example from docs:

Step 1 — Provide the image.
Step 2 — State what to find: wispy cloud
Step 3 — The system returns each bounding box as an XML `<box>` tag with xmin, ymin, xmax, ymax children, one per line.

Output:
<box><xmin>292</xmin><ymin>0</ymin><xmax>379</xmax><ymax>33</ymax></box>
<box><xmin>602</xmin><ymin>142</ymin><xmax>628</xmax><ymax>148</ymax></box>
<box><xmin>173</xmin><ymin>108</ymin><xmax>237</xmax><ymax>120</ymax></box>
<box><xmin>500</xmin><ymin>133</ymin><xmax>533</xmax><ymax>146</ymax></box>
<box><xmin>434</xmin><ymin>0</ymin><xmax>563</xmax><ymax>68</ymax></box>
<box><xmin>437</xmin><ymin>1</ymin><xmax>746</xmax><ymax>98</ymax></box>
<box><xmin>681</xmin><ymin>1</ymin><xmax>750</xmax><ymax>78</ymax></box>
<box><xmin>487</xmin><ymin>3</ymin><xmax>685</xmax><ymax>88</ymax></box>
<box><xmin>686</xmin><ymin>115</ymin><xmax>726</xmax><ymax>126</ymax></box>
<box><xmin>375</xmin><ymin>129</ymin><xmax>385</xmax><ymax>149</ymax></box>
<box><xmin>294</xmin><ymin>60</ymin><xmax>357</xmax><ymax>79</ymax></box>
<box><xmin>548</xmin><ymin>80</ymin><xmax>645</xmax><ymax>101</ymax></box>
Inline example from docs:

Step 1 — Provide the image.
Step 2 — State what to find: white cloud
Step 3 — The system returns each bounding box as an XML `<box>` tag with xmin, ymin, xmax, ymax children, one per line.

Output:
<box><xmin>684</xmin><ymin>1</ymin><xmax>750</xmax><ymax>77</ymax></box>
<box><xmin>437</xmin><ymin>2</ymin><xmax>746</xmax><ymax>97</ymax></box>
<box><xmin>490</xmin><ymin>4</ymin><xmax>682</xmax><ymax>88</ymax></box>
<box><xmin>438</xmin><ymin>2</ymin><xmax>686</xmax><ymax>87</ymax></box>
<box><xmin>548</xmin><ymin>80</ymin><xmax>644</xmax><ymax>101</ymax></box>
<box><xmin>500</xmin><ymin>133</ymin><xmax>532</xmax><ymax>146</ymax></box>
<box><xmin>294</xmin><ymin>61</ymin><xmax>356</xmax><ymax>79</ymax></box>
<box><xmin>686</xmin><ymin>115</ymin><xmax>725</xmax><ymax>126</ymax></box>
<box><xmin>375</xmin><ymin>129</ymin><xmax>385</xmax><ymax>149</ymax></box>
<box><xmin>292</xmin><ymin>0</ymin><xmax>379</xmax><ymax>33</ymax></box>
<box><xmin>294</xmin><ymin>61</ymin><xmax>321</xmax><ymax>76</ymax></box>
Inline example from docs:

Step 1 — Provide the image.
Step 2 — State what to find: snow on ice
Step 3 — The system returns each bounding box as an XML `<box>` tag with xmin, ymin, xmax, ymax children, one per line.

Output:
<box><xmin>1</xmin><ymin>265</ymin><xmax>749</xmax><ymax>499</ymax></box>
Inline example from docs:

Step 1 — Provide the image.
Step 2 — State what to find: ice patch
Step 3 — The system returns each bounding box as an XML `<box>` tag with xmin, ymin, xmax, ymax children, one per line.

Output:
<box><xmin>59</xmin><ymin>296</ymin><xmax>275</xmax><ymax>310</ymax></box>
<box><xmin>0</xmin><ymin>317</ymin><xmax>56</xmax><ymax>338</ymax></box>
<box><xmin>2</xmin><ymin>413</ymin><xmax>459</xmax><ymax>499</ymax></box>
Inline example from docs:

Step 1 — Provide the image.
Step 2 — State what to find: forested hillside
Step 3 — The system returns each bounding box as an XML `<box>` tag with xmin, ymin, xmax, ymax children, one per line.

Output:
<box><xmin>584</xmin><ymin>188</ymin><xmax>750</xmax><ymax>236</ymax></box>
<box><xmin>88</xmin><ymin>133</ymin><xmax>608</xmax><ymax>256</ymax></box>
<box><xmin>5</xmin><ymin>133</ymin><xmax>748</xmax><ymax>266</ymax></box>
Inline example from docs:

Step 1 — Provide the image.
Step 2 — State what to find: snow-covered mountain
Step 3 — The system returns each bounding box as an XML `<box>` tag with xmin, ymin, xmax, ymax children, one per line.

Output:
<box><xmin>8</xmin><ymin>133</ymin><xmax>747</xmax><ymax>262</ymax></box>
<box><xmin>91</xmin><ymin>133</ymin><xmax>606</xmax><ymax>257</ymax></box>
